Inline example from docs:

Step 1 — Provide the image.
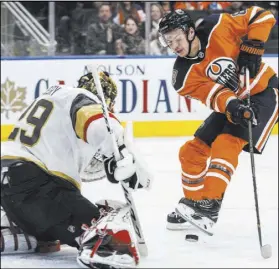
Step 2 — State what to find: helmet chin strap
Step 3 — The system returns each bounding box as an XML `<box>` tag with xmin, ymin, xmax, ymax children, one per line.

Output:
<box><xmin>184</xmin><ymin>31</ymin><xmax>196</xmax><ymax>58</ymax></box>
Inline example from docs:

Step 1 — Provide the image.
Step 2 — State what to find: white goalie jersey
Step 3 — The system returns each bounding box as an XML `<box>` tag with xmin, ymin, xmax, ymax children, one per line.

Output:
<box><xmin>1</xmin><ymin>85</ymin><xmax>123</xmax><ymax>189</ymax></box>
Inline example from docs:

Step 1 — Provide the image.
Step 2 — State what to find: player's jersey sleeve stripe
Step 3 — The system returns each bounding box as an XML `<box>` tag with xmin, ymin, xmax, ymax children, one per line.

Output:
<box><xmin>249</xmin><ymin>6</ymin><xmax>260</xmax><ymax>22</ymax></box>
<box><xmin>216</xmin><ymin>91</ymin><xmax>237</xmax><ymax>113</ymax></box>
<box><xmin>205</xmin><ymin>83</ymin><xmax>223</xmax><ymax>107</ymax></box>
<box><xmin>248</xmin><ymin>9</ymin><xmax>266</xmax><ymax>25</ymax></box>
<box><xmin>70</xmin><ymin>94</ymin><xmax>97</xmax><ymax>130</ymax></box>
<box><xmin>212</xmin><ymin>89</ymin><xmax>237</xmax><ymax>113</ymax></box>
<box><xmin>211</xmin><ymin>89</ymin><xmax>230</xmax><ymax>112</ymax></box>
<box><xmin>253</xmin><ymin>14</ymin><xmax>276</xmax><ymax>24</ymax></box>
<box><xmin>75</xmin><ymin>104</ymin><xmax>103</xmax><ymax>141</ymax></box>
<box><xmin>83</xmin><ymin>112</ymin><xmax>119</xmax><ymax>143</ymax></box>
<box><xmin>247</xmin><ymin>8</ymin><xmax>276</xmax><ymax>41</ymax></box>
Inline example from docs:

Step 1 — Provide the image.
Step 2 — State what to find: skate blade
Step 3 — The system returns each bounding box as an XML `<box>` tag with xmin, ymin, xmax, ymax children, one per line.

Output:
<box><xmin>175</xmin><ymin>204</ymin><xmax>214</xmax><ymax>236</ymax></box>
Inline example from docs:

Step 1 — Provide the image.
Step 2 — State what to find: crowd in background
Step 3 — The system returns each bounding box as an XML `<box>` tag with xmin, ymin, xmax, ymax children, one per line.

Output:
<box><xmin>6</xmin><ymin>1</ymin><xmax>279</xmax><ymax>56</ymax></box>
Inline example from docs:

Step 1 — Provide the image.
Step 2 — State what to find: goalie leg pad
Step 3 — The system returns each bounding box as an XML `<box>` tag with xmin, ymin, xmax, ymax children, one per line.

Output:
<box><xmin>1</xmin><ymin>228</ymin><xmax>38</xmax><ymax>254</ymax></box>
<box><xmin>1</xmin><ymin>209</ymin><xmax>37</xmax><ymax>254</ymax></box>
<box><xmin>77</xmin><ymin>205</ymin><xmax>139</xmax><ymax>268</ymax></box>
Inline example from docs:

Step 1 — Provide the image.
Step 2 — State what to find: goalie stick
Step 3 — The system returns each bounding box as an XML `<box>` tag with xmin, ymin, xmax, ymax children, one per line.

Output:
<box><xmin>91</xmin><ymin>66</ymin><xmax>148</xmax><ymax>257</ymax></box>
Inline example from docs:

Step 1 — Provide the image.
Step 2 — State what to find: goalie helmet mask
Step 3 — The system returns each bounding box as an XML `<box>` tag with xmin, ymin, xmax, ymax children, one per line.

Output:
<box><xmin>158</xmin><ymin>9</ymin><xmax>195</xmax><ymax>57</ymax></box>
<box><xmin>77</xmin><ymin>71</ymin><xmax>117</xmax><ymax>112</ymax></box>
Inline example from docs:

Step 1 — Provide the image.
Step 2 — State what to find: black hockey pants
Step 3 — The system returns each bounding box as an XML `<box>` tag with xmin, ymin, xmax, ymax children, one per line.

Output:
<box><xmin>195</xmin><ymin>75</ymin><xmax>278</xmax><ymax>154</ymax></box>
<box><xmin>1</xmin><ymin>160</ymin><xmax>100</xmax><ymax>248</ymax></box>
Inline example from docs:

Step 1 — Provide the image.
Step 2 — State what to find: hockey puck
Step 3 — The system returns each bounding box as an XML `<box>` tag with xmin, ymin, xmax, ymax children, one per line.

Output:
<box><xmin>185</xmin><ymin>234</ymin><xmax>199</xmax><ymax>242</ymax></box>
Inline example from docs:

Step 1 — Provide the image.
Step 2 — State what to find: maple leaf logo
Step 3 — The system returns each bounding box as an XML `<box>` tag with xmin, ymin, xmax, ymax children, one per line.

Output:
<box><xmin>1</xmin><ymin>78</ymin><xmax>27</xmax><ymax>119</ymax></box>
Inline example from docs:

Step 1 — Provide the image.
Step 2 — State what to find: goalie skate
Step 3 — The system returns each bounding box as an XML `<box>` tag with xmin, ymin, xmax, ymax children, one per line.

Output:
<box><xmin>175</xmin><ymin>198</ymin><xmax>221</xmax><ymax>236</ymax></box>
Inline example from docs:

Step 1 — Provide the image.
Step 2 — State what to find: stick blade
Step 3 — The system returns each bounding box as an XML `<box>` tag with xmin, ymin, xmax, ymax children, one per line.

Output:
<box><xmin>261</xmin><ymin>244</ymin><xmax>272</xmax><ymax>259</ymax></box>
<box><xmin>138</xmin><ymin>243</ymin><xmax>148</xmax><ymax>257</ymax></box>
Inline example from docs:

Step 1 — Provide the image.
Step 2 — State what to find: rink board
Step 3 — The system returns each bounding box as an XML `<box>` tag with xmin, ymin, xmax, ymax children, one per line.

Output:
<box><xmin>1</xmin><ymin>55</ymin><xmax>278</xmax><ymax>140</ymax></box>
<box><xmin>1</xmin><ymin>122</ymin><xmax>278</xmax><ymax>141</ymax></box>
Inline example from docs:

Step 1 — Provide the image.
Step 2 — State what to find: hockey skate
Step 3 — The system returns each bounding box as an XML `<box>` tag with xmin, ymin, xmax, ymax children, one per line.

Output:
<box><xmin>166</xmin><ymin>211</ymin><xmax>201</xmax><ymax>230</ymax></box>
<box><xmin>175</xmin><ymin>197</ymin><xmax>222</xmax><ymax>236</ymax></box>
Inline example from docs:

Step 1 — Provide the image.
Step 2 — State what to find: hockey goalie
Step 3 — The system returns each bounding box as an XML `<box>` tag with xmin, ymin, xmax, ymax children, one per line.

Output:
<box><xmin>0</xmin><ymin>71</ymin><xmax>152</xmax><ymax>268</ymax></box>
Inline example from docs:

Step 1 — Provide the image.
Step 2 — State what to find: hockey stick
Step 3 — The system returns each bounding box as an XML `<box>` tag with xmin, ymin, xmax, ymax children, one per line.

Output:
<box><xmin>91</xmin><ymin>66</ymin><xmax>148</xmax><ymax>257</ymax></box>
<box><xmin>245</xmin><ymin>68</ymin><xmax>272</xmax><ymax>259</ymax></box>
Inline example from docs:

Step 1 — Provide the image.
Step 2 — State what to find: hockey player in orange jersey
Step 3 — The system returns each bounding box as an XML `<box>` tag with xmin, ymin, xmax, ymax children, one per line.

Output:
<box><xmin>158</xmin><ymin>7</ymin><xmax>278</xmax><ymax>234</ymax></box>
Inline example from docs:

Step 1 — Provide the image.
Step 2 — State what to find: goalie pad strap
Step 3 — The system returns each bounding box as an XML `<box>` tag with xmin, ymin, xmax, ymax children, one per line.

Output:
<box><xmin>1</xmin><ymin>230</ymin><xmax>4</xmax><ymax>252</ymax></box>
<box><xmin>4</xmin><ymin>212</ymin><xmax>31</xmax><ymax>251</ymax></box>
<box><xmin>7</xmin><ymin>216</ymin><xmax>19</xmax><ymax>251</ymax></box>
<box><xmin>23</xmin><ymin>231</ymin><xmax>32</xmax><ymax>250</ymax></box>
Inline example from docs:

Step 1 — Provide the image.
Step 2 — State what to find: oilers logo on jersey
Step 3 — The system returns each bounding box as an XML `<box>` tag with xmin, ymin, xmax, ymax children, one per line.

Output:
<box><xmin>171</xmin><ymin>6</ymin><xmax>276</xmax><ymax>113</ymax></box>
<box><xmin>206</xmin><ymin>57</ymin><xmax>239</xmax><ymax>92</ymax></box>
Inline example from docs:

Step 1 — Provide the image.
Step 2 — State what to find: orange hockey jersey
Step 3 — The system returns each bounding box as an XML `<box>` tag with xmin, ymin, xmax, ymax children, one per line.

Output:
<box><xmin>172</xmin><ymin>6</ymin><xmax>277</xmax><ymax>114</ymax></box>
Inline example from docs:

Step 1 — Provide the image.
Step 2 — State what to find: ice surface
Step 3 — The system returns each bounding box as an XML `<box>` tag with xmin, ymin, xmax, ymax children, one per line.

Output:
<box><xmin>1</xmin><ymin>136</ymin><xmax>278</xmax><ymax>268</ymax></box>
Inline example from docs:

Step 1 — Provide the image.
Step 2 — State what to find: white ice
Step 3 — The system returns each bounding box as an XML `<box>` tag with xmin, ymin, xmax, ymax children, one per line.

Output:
<box><xmin>1</xmin><ymin>136</ymin><xmax>278</xmax><ymax>268</ymax></box>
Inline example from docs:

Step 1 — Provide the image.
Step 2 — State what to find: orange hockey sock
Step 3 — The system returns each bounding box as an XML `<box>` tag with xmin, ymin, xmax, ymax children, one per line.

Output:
<box><xmin>179</xmin><ymin>137</ymin><xmax>211</xmax><ymax>200</ymax></box>
<box><xmin>197</xmin><ymin>133</ymin><xmax>248</xmax><ymax>200</ymax></box>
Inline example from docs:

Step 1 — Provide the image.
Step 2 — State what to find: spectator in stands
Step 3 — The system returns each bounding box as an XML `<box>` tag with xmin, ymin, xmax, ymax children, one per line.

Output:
<box><xmin>113</xmin><ymin>2</ymin><xmax>146</xmax><ymax>25</ymax></box>
<box><xmin>85</xmin><ymin>3</ymin><xmax>123</xmax><ymax>55</ymax></box>
<box><xmin>149</xmin><ymin>3</ymin><xmax>164</xmax><ymax>42</ymax></box>
<box><xmin>56</xmin><ymin>16</ymin><xmax>72</xmax><ymax>54</ymax></box>
<box><xmin>115</xmin><ymin>16</ymin><xmax>145</xmax><ymax>55</ymax></box>
<box><xmin>70</xmin><ymin>2</ymin><xmax>86</xmax><ymax>54</ymax></box>
<box><xmin>174</xmin><ymin>2</ymin><xmax>199</xmax><ymax>10</ymax></box>
<box><xmin>160</xmin><ymin>2</ymin><xmax>173</xmax><ymax>15</ymax></box>
<box><xmin>71</xmin><ymin>2</ymin><xmax>95</xmax><ymax>54</ymax></box>
<box><xmin>224</xmin><ymin>2</ymin><xmax>249</xmax><ymax>14</ymax></box>
<box><xmin>199</xmin><ymin>1</ymin><xmax>231</xmax><ymax>11</ymax></box>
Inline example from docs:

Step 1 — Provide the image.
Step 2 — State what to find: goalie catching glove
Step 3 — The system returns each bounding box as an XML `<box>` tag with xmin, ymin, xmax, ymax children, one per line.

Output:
<box><xmin>103</xmin><ymin>144</ymin><xmax>152</xmax><ymax>191</ymax></box>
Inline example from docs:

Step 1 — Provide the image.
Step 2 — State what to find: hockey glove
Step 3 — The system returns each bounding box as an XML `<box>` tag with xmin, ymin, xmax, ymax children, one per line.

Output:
<box><xmin>225</xmin><ymin>99</ymin><xmax>257</xmax><ymax>128</ymax></box>
<box><xmin>104</xmin><ymin>145</ymin><xmax>144</xmax><ymax>190</ymax></box>
<box><xmin>237</xmin><ymin>39</ymin><xmax>264</xmax><ymax>78</ymax></box>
